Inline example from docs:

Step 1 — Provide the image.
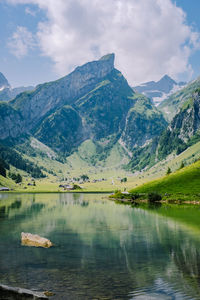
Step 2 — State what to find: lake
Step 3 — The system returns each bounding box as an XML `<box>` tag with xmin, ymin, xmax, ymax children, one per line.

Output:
<box><xmin>1</xmin><ymin>193</ymin><xmax>200</xmax><ymax>299</ymax></box>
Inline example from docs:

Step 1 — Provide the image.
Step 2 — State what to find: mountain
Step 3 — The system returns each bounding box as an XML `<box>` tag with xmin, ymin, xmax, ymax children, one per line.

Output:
<box><xmin>134</xmin><ymin>75</ymin><xmax>185</xmax><ymax>106</ymax></box>
<box><xmin>120</xmin><ymin>94</ymin><xmax>167</xmax><ymax>151</ymax></box>
<box><xmin>0</xmin><ymin>54</ymin><xmax>167</xmax><ymax>176</ymax></box>
<box><xmin>0</xmin><ymin>72</ymin><xmax>34</xmax><ymax>101</ymax></box>
<box><xmin>0</xmin><ymin>72</ymin><xmax>10</xmax><ymax>90</ymax></box>
<box><xmin>158</xmin><ymin>89</ymin><xmax>200</xmax><ymax>159</ymax></box>
<box><xmin>127</xmin><ymin>88</ymin><xmax>200</xmax><ymax>172</ymax></box>
<box><xmin>11</xmin><ymin>54</ymin><xmax>116</xmax><ymax>132</ymax></box>
<box><xmin>159</xmin><ymin>76</ymin><xmax>200</xmax><ymax>122</ymax></box>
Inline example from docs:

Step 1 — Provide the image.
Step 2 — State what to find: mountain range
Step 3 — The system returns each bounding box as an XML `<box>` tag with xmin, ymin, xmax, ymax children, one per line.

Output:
<box><xmin>0</xmin><ymin>71</ymin><xmax>34</xmax><ymax>102</ymax></box>
<box><xmin>134</xmin><ymin>75</ymin><xmax>186</xmax><ymax>106</ymax></box>
<box><xmin>0</xmin><ymin>54</ymin><xmax>200</xmax><ymax>178</ymax></box>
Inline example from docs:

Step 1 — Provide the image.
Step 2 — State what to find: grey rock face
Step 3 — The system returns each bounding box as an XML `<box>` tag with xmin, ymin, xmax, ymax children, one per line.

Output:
<box><xmin>11</xmin><ymin>54</ymin><xmax>115</xmax><ymax>130</ymax></box>
<box><xmin>0</xmin><ymin>103</ymin><xmax>25</xmax><ymax>139</ymax></box>
<box><xmin>0</xmin><ymin>72</ymin><xmax>10</xmax><ymax>89</ymax></box>
<box><xmin>170</xmin><ymin>92</ymin><xmax>200</xmax><ymax>142</ymax></box>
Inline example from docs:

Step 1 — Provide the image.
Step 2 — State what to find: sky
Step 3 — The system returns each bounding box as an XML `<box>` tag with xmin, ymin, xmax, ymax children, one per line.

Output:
<box><xmin>0</xmin><ymin>0</ymin><xmax>200</xmax><ymax>87</ymax></box>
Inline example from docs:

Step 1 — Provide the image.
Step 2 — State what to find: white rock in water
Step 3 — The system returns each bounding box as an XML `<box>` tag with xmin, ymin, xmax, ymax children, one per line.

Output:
<box><xmin>21</xmin><ymin>232</ymin><xmax>53</xmax><ymax>248</ymax></box>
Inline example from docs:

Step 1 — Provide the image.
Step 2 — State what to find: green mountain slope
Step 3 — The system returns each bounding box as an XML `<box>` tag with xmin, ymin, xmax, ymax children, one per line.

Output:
<box><xmin>35</xmin><ymin>105</ymin><xmax>84</xmax><ymax>154</ymax></box>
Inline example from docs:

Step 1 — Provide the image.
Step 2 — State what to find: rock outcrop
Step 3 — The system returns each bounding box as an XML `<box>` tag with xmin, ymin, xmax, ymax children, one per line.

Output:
<box><xmin>21</xmin><ymin>232</ymin><xmax>53</xmax><ymax>248</ymax></box>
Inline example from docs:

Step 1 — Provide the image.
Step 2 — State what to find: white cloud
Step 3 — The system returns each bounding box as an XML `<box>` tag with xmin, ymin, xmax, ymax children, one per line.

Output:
<box><xmin>25</xmin><ymin>7</ymin><xmax>36</xmax><ymax>16</ymax></box>
<box><xmin>7</xmin><ymin>26</ymin><xmax>36</xmax><ymax>58</ymax></box>
<box><xmin>6</xmin><ymin>0</ymin><xmax>200</xmax><ymax>84</ymax></box>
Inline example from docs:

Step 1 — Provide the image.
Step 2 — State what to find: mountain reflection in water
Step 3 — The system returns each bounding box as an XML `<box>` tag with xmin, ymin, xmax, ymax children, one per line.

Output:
<box><xmin>0</xmin><ymin>193</ymin><xmax>200</xmax><ymax>299</ymax></box>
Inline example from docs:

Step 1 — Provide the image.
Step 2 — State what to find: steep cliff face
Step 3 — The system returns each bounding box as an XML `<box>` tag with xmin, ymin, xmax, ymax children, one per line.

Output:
<box><xmin>170</xmin><ymin>93</ymin><xmax>200</xmax><ymax>141</ymax></box>
<box><xmin>11</xmin><ymin>54</ymin><xmax>115</xmax><ymax>130</ymax></box>
<box><xmin>0</xmin><ymin>102</ymin><xmax>25</xmax><ymax>139</ymax></box>
<box><xmin>158</xmin><ymin>90</ymin><xmax>200</xmax><ymax>159</ymax></box>
<box><xmin>75</xmin><ymin>69</ymin><xmax>134</xmax><ymax>140</ymax></box>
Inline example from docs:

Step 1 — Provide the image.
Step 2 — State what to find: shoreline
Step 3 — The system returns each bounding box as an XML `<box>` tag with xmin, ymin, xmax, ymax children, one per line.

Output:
<box><xmin>0</xmin><ymin>190</ymin><xmax>113</xmax><ymax>194</ymax></box>
<box><xmin>1</xmin><ymin>191</ymin><xmax>200</xmax><ymax>204</ymax></box>
<box><xmin>110</xmin><ymin>197</ymin><xmax>200</xmax><ymax>205</ymax></box>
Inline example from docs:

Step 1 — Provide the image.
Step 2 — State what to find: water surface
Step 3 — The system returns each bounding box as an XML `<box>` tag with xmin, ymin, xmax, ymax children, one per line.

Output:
<box><xmin>1</xmin><ymin>193</ymin><xmax>200</xmax><ymax>299</ymax></box>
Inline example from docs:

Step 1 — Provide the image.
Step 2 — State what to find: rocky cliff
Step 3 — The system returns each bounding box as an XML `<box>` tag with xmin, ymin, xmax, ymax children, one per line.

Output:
<box><xmin>11</xmin><ymin>54</ymin><xmax>115</xmax><ymax>130</ymax></box>
<box><xmin>0</xmin><ymin>102</ymin><xmax>25</xmax><ymax>139</ymax></box>
<box><xmin>156</xmin><ymin>90</ymin><xmax>200</xmax><ymax>160</ymax></box>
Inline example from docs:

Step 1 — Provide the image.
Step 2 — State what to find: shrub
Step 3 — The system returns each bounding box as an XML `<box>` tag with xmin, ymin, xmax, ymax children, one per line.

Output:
<box><xmin>166</xmin><ymin>167</ymin><xmax>172</xmax><ymax>175</ymax></box>
<box><xmin>73</xmin><ymin>184</ymin><xmax>81</xmax><ymax>190</ymax></box>
<box><xmin>130</xmin><ymin>193</ymin><xmax>140</xmax><ymax>200</ymax></box>
<box><xmin>148</xmin><ymin>192</ymin><xmax>162</xmax><ymax>203</ymax></box>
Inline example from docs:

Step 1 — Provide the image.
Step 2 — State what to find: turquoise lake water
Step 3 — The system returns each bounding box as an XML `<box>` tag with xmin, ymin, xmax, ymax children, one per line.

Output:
<box><xmin>1</xmin><ymin>193</ymin><xmax>200</xmax><ymax>299</ymax></box>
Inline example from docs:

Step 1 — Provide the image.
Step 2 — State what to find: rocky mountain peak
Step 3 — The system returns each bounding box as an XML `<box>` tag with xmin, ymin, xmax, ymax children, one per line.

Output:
<box><xmin>159</xmin><ymin>74</ymin><xmax>176</xmax><ymax>83</ymax></box>
<box><xmin>157</xmin><ymin>74</ymin><xmax>177</xmax><ymax>93</ymax></box>
<box><xmin>134</xmin><ymin>74</ymin><xmax>186</xmax><ymax>106</ymax></box>
<box><xmin>0</xmin><ymin>72</ymin><xmax>10</xmax><ymax>90</ymax></box>
<box><xmin>100</xmin><ymin>53</ymin><xmax>115</xmax><ymax>63</ymax></box>
<box><xmin>73</xmin><ymin>53</ymin><xmax>115</xmax><ymax>80</ymax></box>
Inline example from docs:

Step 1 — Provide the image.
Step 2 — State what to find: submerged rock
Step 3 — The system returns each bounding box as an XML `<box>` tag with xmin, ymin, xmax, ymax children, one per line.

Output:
<box><xmin>21</xmin><ymin>232</ymin><xmax>53</xmax><ymax>248</ymax></box>
<box><xmin>0</xmin><ymin>283</ymin><xmax>48</xmax><ymax>299</ymax></box>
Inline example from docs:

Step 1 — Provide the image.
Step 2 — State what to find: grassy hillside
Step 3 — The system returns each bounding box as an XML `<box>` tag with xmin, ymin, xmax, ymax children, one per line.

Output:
<box><xmin>0</xmin><ymin>174</ymin><xmax>16</xmax><ymax>189</ymax></box>
<box><xmin>130</xmin><ymin>159</ymin><xmax>200</xmax><ymax>201</ymax></box>
<box><xmin>1</xmin><ymin>137</ymin><xmax>200</xmax><ymax>194</ymax></box>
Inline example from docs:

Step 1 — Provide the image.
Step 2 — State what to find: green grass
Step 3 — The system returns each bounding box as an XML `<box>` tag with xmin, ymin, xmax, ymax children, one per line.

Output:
<box><xmin>130</xmin><ymin>159</ymin><xmax>200</xmax><ymax>201</ymax></box>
